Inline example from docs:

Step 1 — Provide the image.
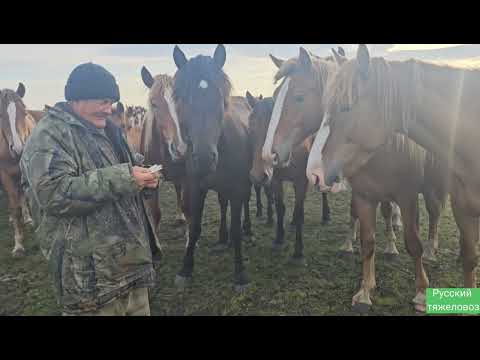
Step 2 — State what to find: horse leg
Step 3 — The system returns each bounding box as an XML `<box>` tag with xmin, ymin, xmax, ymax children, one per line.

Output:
<box><xmin>391</xmin><ymin>202</ymin><xmax>403</xmax><ymax>232</ymax></box>
<box><xmin>397</xmin><ymin>194</ymin><xmax>429</xmax><ymax>313</ymax></box>
<box><xmin>231</xmin><ymin>196</ymin><xmax>249</xmax><ymax>292</ymax></box>
<box><xmin>212</xmin><ymin>192</ymin><xmax>229</xmax><ymax>250</ymax></box>
<box><xmin>20</xmin><ymin>194</ymin><xmax>33</xmax><ymax>226</ymax></box>
<box><xmin>242</xmin><ymin>185</ymin><xmax>254</xmax><ymax>242</ymax></box>
<box><xmin>0</xmin><ymin>170</ymin><xmax>25</xmax><ymax>257</ymax></box>
<box><xmin>174</xmin><ymin>181</ymin><xmax>186</xmax><ymax>225</ymax></box>
<box><xmin>254</xmin><ymin>184</ymin><xmax>263</xmax><ymax>218</ymax></box>
<box><xmin>265</xmin><ymin>184</ymin><xmax>274</xmax><ymax>226</ymax></box>
<box><xmin>380</xmin><ymin>201</ymin><xmax>400</xmax><ymax>259</ymax></box>
<box><xmin>321</xmin><ymin>192</ymin><xmax>331</xmax><ymax>225</ymax></box>
<box><xmin>352</xmin><ymin>193</ymin><xmax>378</xmax><ymax>313</ymax></box>
<box><xmin>339</xmin><ymin>193</ymin><xmax>357</xmax><ymax>254</ymax></box>
<box><xmin>175</xmin><ymin>187</ymin><xmax>207</xmax><ymax>289</ymax></box>
<box><xmin>422</xmin><ymin>188</ymin><xmax>442</xmax><ymax>262</ymax></box>
<box><xmin>272</xmin><ymin>179</ymin><xmax>286</xmax><ymax>251</ymax></box>
<box><xmin>289</xmin><ymin>177</ymin><xmax>307</xmax><ymax>266</ymax></box>
<box><xmin>450</xmin><ymin>195</ymin><xmax>478</xmax><ymax>289</ymax></box>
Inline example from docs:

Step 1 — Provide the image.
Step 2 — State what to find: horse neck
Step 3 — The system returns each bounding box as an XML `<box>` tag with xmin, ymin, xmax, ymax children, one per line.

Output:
<box><xmin>391</xmin><ymin>61</ymin><xmax>480</xmax><ymax>181</ymax></box>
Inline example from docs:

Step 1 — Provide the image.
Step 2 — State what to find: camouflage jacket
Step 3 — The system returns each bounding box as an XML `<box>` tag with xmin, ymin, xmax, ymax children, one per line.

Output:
<box><xmin>19</xmin><ymin>102</ymin><xmax>161</xmax><ymax>313</ymax></box>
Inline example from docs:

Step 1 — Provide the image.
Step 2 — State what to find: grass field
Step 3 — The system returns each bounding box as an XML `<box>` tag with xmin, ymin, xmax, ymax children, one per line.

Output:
<box><xmin>0</xmin><ymin>182</ymin><xmax>469</xmax><ymax>316</ymax></box>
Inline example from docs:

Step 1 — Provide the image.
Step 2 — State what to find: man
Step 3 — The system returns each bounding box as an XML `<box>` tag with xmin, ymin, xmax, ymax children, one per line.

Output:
<box><xmin>20</xmin><ymin>62</ymin><xmax>162</xmax><ymax>316</ymax></box>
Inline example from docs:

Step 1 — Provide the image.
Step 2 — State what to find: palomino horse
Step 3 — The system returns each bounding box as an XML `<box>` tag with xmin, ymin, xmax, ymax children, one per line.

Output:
<box><xmin>172</xmin><ymin>45</ymin><xmax>253</xmax><ymax>291</ymax></box>
<box><xmin>246</xmin><ymin>91</ymin><xmax>330</xmax><ymax>265</ymax></box>
<box><xmin>0</xmin><ymin>83</ymin><xmax>36</xmax><ymax>256</ymax></box>
<box><xmin>309</xmin><ymin>45</ymin><xmax>460</xmax><ymax>311</ymax></box>
<box><xmin>140</xmin><ymin>68</ymin><xmax>188</xmax><ymax>235</ymax></box>
<box><xmin>263</xmin><ymin>47</ymin><xmax>405</xmax><ymax>256</ymax></box>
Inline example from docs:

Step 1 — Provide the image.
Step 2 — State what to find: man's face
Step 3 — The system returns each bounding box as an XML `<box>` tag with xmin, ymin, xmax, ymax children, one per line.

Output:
<box><xmin>71</xmin><ymin>99</ymin><xmax>114</xmax><ymax>128</ymax></box>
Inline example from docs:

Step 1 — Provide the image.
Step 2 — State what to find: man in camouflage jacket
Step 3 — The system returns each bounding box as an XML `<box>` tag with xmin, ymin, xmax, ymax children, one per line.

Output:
<box><xmin>19</xmin><ymin>63</ymin><xmax>162</xmax><ymax>316</ymax></box>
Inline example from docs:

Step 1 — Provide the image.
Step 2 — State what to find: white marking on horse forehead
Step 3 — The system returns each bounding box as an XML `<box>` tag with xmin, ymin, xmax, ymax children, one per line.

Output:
<box><xmin>262</xmin><ymin>77</ymin><xmax>291</xmax><ymax>161</ymax></box>
<box><xmin>199</xmin><ymin>80</ymin><xmax>208</xmax><ymax>89</ymax></box>
<box><xmin>306</xmin><ymin>118</ymin><xmax>330</xmax><ymax>178</ymax></box>
<box><xmin>163</xmin><ymin>86</ymin><xmax>186</xmax><ymax>149</ymax></box>
<box><xmin>7</xmin><ymin>102</ymin><xmax>23</xmax><ymax>154</ymax></box>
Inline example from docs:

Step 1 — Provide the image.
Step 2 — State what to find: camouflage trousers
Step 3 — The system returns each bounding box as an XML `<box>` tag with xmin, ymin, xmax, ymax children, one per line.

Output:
<box><xmin>62</xmin><ymin>287</ymin><xmax>151</xmax><ymax>316</ymax></box>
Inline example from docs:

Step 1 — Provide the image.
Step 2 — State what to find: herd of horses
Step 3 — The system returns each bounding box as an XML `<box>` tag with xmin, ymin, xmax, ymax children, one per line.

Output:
<box><xmin>0</xmin><ymin>44</ymin><xmax>479</xmax><ymax>314</ymax></box>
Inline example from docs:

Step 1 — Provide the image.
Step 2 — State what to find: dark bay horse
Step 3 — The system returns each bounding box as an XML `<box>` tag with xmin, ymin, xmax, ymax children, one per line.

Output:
<box><xmin>246</xmin><ymin>91</ymin><xmax>329</xmax><ymax>265</ymax></box>
<box><xmin>140</xmin><ymin>67</ymin><xmax>257</xmax><ymax>247</ymax></box>
<box><xmin>172</xmin><ymin>45</ymin><xmax>253</xmax><ymax>291</ymax></box>
<box><xmin>0</xmin><ymin>83</ymin><xmax>36</xmax><ymax>256</ymax></box>
<box><xmin>310</xmin><ymin>45</ymin><xmax>455</xmax><ymax>312</ymax></box>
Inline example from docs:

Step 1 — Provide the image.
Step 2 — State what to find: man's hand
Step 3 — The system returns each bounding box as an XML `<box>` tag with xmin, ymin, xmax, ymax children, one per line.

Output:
<box><xmin>132</xmin><ymin>166</ymin><xmax>160</xmax><ymax>190</ymax></box>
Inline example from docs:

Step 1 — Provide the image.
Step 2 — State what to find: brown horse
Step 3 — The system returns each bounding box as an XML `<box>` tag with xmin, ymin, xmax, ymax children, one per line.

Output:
<box><xmin>246</xmin><ymin>91</ymin><xmax>330</xmax><ymax>265</ymax></box>
<box><xmin>0</xmin><ymin>83</ymin><xmax>36</xmax><ymax>256</ymax></box>
<box><xmin>140</xmin><ymin>68</ymin><xmax>188</xmax><ymax>236</ymax></box>
<box><xmin>264</xmin><ymin>47</ymin><xmax>405</xmax><ymax>257</ymax></box>
<box><xmin>310</xmin><ymin>45</ymin><xmax>461</xmax><ymax>311</ymax></box>
<box><xmin>171</xmin><ymin>45</ymin><xmax>253</xmax><ymax>291</ymax></box>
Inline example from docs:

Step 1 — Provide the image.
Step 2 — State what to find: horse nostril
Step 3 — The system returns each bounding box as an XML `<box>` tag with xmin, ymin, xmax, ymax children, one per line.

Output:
<box><xmin>272</xmin><ymin>153</ymin><xmax>279</xmax><ymax>166</ymax></box>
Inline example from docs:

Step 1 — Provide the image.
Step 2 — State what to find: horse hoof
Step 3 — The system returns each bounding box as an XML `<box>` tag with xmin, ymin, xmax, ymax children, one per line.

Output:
<box><xmin>243</xmin><ymin>236</ymin><xmax>256</xmax><ymax>247</ymax></box>
<box><xmin>174</xmin><ymin>219</ymin><xmax>187</xmax><ymax>227</ymax></box>
<box><xmin>393</xmin><ymin>225</ymin><xmax>402</xmax><ymax>233</ymax></box>
<box><xmin>288</xmin><ymin>256</ymin><xmax>307</xmax><ymax>267</ymax></box>
<box><xmin>234</xmin><ymin>283</ymin><xmax>249</xmax><ymax>294</ymax></box>
<box><xmin>272</xmin><ymin>242</ymin><xmax>286</xmax><ymax>252</ymax></box>
<box><xmin>414</xmin><ymin>303</ymin><xmax>426</xmax><ymax>313</ymax></box>
<box><xmin>384</xmin><ymin>253</ymin><xmax>400</xmax><ymax>262</ymax></box>
<box><xmin>422</xmin><ymin>253</ymin><xmax>437</xmax><ymax>263</ymax></box>
<box><xmin>352</xmin><ymin>302</ymin><xmax>371</xmax><ymax>314</ymax></box>
<box><xmin>337</xmin><ymin>250</ymin><xmax>354</xmax><ymax>259</ymax></box>
<box><xmin>174</xmin><ymin>274</ymin><xmax>192</xmax><ymax>290</ymax></box>
<box><xmin>12</xmin><ymin>248</ymin><xmax>26</xmax><ymax>258</ymax></box>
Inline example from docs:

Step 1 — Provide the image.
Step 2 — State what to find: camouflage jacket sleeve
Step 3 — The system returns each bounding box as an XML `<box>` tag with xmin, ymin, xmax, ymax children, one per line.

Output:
<box><xmin>21</xmin><ymin>137</ymin><xmax>140</xmax><ymax>218</ymax></box>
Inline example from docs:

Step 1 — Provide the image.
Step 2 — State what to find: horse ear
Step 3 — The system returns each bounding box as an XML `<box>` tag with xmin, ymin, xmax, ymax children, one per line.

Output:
<box><xmin>299</xmin><ymin>47</ymin><xmax>312</xmax><ymax>69</ymax></box>
<box><xmin>213</xmin><ymin>44</ymin><xmax>226</xmax><ymax>69</ymax></box>
<box><xmin>337</xmin><ymin>47</ymin><xmax>346</xmax><ymax>57</ymax></box>
<box><xmin>173</xmin><ymin>45</ymin><xmax>188</xmax><ymax>69</ymax></box>
<box><xmin>357</xmin><ymin>44</ymin><xmax>370</xmax><ymax>79</ymax></box>
<box><xmin>245</xmin><ymin>91</ymin><xmax>257</xmax><ymax>108</ymax></box>
<box><xmin>16</xmin><ymin>82</ymin><xmax>25</xmax><ymax>98</ymax></box>
<box><xmin>269</xmin><ymin>54</ymin><xmax>284</xmax><ymax>69</ymax></box>
<box><xmin>141</xmin><ymin>66</ymin><xmax>155</xmax><ymax>88</ymax></box>
<box><xmin>116</xmin><ymin>101</ymin><xmax>125</xmax><ymax>114</ymax></box>
<box><xmin>331</xmin><ymin>48</ymin><xmax>347</xmax><ymax>65</ymax></box>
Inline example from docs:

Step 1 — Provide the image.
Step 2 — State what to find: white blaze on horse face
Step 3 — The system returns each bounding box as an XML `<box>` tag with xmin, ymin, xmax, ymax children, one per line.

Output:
<box><xmin>306</xmin><ymin>115</ymin><xmax>330</xmax><ymax>188</ymax></box>
<box><xmin>7</xmin><ymin>102</ymin><xmax>23</xmax><ymax>155</ymax></box>
<box><xmin>262</xmin><ymin>77</ymin><xmax>291</xmax><ymax>165</ymax></box>
<box><xmin>163</xmin><ymin>86</ymin><xmax>187</xmax><ymax>156</ymax></box>
<box><xmin>199</xmin><ymin>80</ymin><xmax>208</xmax><ymax>89</ymax></box>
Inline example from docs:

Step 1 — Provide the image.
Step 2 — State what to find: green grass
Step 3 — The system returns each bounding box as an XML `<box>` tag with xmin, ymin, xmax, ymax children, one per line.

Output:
<box><xmin>0</xmin><ymin>182</ymin><xmax>469</xmax><ymax>315</ymax></box>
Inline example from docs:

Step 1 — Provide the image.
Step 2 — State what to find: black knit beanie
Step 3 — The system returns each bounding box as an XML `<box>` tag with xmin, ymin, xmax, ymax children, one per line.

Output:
<box><xmin>65</xmin><ymin>62</ymin><xmax>120</xmax><ymax>102</ymax></box>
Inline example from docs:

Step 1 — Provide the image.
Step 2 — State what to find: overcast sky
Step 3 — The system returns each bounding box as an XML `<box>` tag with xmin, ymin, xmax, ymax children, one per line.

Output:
<box><xmin>1</xmin><ymin>44</ymin><xmax>478</xmax><ymax>110</ymax></box>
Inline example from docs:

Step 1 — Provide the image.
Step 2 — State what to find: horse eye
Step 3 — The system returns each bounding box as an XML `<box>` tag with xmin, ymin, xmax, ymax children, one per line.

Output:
<box><xmin>295</xmin><ymin>95</ymin><xmax>305</xmax><ymax>103</ymax></box>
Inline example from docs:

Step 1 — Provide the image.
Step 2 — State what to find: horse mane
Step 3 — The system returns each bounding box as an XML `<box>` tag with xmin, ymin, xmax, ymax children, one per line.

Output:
<box><xmin>325</xmin><ymin>56</ymin><xmax>480</xmax><ymax>135</ymax></box>
<box><xmin>173</xmin><ymin>55</ymin><xmax>232</xmax><ymax>109</ymax></box>
<box><xmin>273</xmin><ymin>55</ymin><xmax>337</xmax><ymax>100</ymax></box>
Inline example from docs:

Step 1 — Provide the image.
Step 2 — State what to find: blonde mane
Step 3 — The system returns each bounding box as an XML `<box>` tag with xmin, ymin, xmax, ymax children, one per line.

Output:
<box><xmin>273</xmin><ymin>55</ymin><xmax>337</xmax><ymax>99</ymax></box>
